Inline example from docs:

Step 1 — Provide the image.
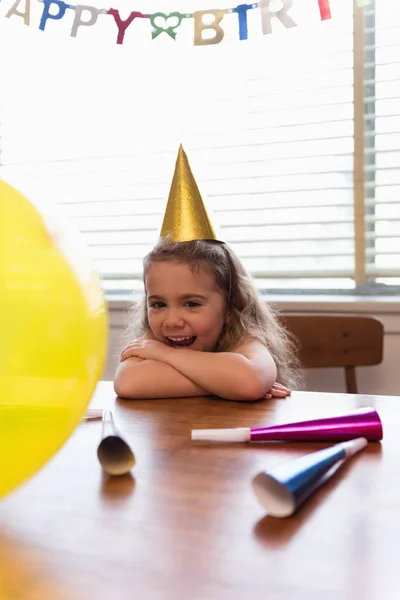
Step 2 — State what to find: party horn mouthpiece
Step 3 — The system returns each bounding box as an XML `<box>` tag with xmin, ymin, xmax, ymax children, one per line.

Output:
<box><xmin>252</xmin><ymin>437</ymin><xmax>367</xmax><ymax>518</ymax></box>
<box><xmin>83</xmin><ymin>408</ymin><xmax>103</xmax><ymax>420</ymax></box>
<box><xmin>191</xmin><ymin>407</ymin><xmax>383</xmax><ymax>443</ymax></box>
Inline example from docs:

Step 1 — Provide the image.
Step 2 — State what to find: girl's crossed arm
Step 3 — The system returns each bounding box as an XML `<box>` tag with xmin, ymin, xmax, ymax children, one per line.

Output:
<box><xmin>114</xmin><ymin>356</ymin><xmax>210</xmax><ymax>399</ymax></box>
<box><xmin>118</xmin><ymin>337</ymin><xmax>277</xmax><ymax>401</ymax></box>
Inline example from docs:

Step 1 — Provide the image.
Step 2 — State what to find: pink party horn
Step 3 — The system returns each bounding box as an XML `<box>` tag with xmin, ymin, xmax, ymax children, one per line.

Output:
<box><xmin>252</xmin><ymin>437</ymin><xmax>367</xmax><ymax>518</ymax></box>
<box><xmin>191</xmin><ymin>407</ymin><xmax>383</xmax><ymax>443</ymax></box>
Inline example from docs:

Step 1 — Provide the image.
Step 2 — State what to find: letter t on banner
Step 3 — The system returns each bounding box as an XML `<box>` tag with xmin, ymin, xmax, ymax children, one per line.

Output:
<box><xmin>258</xmin><ymin>0</ymin><xmax>297</xmax><ymax>35</ymax></box>
<box><xmin>234</xmin><ymin>4</ymin><xmax>255</xmax><ymax>41</ymax></box>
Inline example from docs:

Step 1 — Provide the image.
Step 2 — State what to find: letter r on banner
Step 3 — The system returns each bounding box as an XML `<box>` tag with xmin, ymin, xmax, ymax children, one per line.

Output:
<box><xmin>258</xmin><ymin>0</ymin><xmax>297</xmax><ymax>35</ymax></box>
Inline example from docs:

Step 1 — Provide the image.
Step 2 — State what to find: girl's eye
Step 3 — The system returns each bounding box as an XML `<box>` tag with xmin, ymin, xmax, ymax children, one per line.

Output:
<box><xmin>150</xmin><ymin>301</ymin><xmax>165</xmax><ymax>309</ymax></box>
<box><xmin>185</xmin><ymin>301</ymin><xmax>201</xmax><ymax>308</ymax></box>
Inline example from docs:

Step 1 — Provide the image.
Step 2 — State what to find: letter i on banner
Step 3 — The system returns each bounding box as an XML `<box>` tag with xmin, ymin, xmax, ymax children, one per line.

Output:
<box><xmin>258</xmin><ymin>0</ymin><xmax>297</xmax><ymax>35</ymax></box>
<box><xmin>193</xmin><ymin>10</ymin><xmax>227</xmax><ymax>46</ymax></box>
<box><xmin>71</xmin><ymin>5</ymin><xmax>107</xmax><ymax>38</ymax></box>
<box><xmin>6</xmin><ymin>0</ymin><xmax>31</xmax><ymax>25</ymax></box>
<box><xmin>318</xmin><ymin>0</ymin><xmax>332</xmax><ymax>20</ymax></box>
<box><xmin>39</xmin><ymin>0</ymin><xmax>72</xmax><ymax>31</ymax></box>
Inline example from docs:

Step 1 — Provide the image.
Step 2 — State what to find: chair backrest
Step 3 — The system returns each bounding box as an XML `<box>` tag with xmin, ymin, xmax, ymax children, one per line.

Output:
<box><xmin>279</xmin><ymin>313</ymin><xmax>384</xmax><ymax>394</ymax></box>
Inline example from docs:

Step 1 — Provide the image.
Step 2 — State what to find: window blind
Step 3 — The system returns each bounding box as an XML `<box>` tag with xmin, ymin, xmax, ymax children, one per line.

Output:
<box><xmin>0</xmin><ymin>0</ymin><xmax>398</xmax><ymax>296</ymax></box>
<box><xmin>363</xmin><ymin>1</ymin><xmax>400</xmax><ymax>286</ymax></box>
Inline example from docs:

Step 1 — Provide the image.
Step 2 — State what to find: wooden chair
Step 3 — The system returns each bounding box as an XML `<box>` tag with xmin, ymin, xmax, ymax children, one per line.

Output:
<box><xmin>279</xmin><ymin>313</ymin><xmax>384</xmax><ymax>394</ymax></box>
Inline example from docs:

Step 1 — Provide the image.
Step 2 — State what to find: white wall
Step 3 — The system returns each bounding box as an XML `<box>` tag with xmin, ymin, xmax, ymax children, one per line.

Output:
<box><xmin>105</xmin><ymin>298</ymin><xmax>400</xmax><ymax>396</ymax></box>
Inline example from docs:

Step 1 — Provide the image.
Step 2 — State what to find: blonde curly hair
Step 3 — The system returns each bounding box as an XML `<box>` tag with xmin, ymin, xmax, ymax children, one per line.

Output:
<box><xmin>127</xmin><ymin>238</ymin><xmax>303</xmax><ymax>388</ymax></box>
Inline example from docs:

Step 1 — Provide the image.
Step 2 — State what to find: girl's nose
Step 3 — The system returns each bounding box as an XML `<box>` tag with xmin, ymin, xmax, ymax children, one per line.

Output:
<box><xmin>164</xmin><ymin>309</ymin><xmax>185</xmax><ymax>328</ymax></box>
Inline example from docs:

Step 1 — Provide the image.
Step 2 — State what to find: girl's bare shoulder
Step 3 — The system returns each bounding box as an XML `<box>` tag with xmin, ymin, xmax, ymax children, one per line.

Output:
<box><xmin>230</xmin><ymin>335</ymin><xmax>271</xmax><ymax>359</ymax></box>
<box><xmin>229</xmin><ymin>335</ymin><xmax>277</xmax><ymax>381</ymax></box>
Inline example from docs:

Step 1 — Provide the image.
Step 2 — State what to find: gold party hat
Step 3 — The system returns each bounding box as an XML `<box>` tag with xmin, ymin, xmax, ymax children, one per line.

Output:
<box><xmin>160</xmin><ymin>145</ymin><xmax>221</xmax><ymax>242</ymax></box>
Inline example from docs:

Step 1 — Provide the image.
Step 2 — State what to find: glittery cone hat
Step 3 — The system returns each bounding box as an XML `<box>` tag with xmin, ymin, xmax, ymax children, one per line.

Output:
<box><xmin>160</xmin><ymin>145</ymin><xmax>222</xmax><ymax>242</ymax></box>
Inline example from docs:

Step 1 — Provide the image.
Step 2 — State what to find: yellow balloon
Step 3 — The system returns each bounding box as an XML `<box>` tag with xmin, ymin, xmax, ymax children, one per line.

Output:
<box><xmin>0</xmin><ymin>181</ymin><xmax>108</xmax><ymax>499</ymax></box>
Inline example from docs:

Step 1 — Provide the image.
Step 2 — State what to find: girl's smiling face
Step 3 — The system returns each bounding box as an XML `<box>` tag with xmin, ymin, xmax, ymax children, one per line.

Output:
<box><xmin>145</xmin><ymin>260</ymin><xmax>228</xmax><ymax>352</ymax></box>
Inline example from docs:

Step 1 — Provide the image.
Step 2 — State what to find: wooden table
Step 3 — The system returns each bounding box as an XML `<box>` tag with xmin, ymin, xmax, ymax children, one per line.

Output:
<box><xmin>1</xmin><ymin>382</ymin><xmax>400</xmax><ymax>600</ymax></box>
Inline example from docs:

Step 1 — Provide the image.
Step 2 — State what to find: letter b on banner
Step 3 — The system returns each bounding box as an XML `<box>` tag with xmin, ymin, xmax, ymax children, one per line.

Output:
<box><xmin>194</xmin><ymin>10</ymin><xmax>227</xmax><ymax>46</ymax></box>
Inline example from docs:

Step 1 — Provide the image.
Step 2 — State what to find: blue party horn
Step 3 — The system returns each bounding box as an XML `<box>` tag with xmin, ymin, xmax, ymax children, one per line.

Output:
<box><xmin>252</xmin><ymin>437</ymin><xmax>367</xmax><ymax>518</ymax></box>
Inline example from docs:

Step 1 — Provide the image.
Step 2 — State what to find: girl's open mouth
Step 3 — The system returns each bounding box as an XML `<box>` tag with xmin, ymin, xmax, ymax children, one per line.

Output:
<box><xmin>167</xmin><ymin>336</ymin><xmax>196</xmax><ymax>347</ymax></box>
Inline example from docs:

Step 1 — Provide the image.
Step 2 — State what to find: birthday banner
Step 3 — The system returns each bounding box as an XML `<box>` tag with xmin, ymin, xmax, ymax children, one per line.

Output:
<box><xmin>2</xmin><ymin>0</ymin><xmax>372</xmax><ymax>46</ymax></box>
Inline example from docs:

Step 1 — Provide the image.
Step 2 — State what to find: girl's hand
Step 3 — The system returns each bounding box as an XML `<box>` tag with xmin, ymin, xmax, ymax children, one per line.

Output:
<box><xmin>120</xmin><ymin>339</ymin><xmax>173</xmax><ymax>363</ymax></box>
<box><xmin>263</xmin><ymin>382</ymin><xmax>291</xmax><ymax>400</ymax></box>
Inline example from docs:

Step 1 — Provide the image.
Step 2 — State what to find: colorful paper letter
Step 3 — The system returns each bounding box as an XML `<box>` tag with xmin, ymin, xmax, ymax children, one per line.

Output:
<box><xmin>107</xmin><ymin>9</ymin><xmax>145</xmax><ymax>45</ymax></box>
<box><xmin>258</xmin><ymin>0</ymin><xmax>297</xmax><ymax>35</ymax></box>
<box><xmin>6</xmin><ymin>0</ymin><xmax>31</xmax><ymax>26</ymax></box>
<box><xmin>234</xmin><ymin>3</ymin><xmax>255</xmax><ymax>41</ymax></box>
<box><xmin>39</xmin><ymin>0</ymin><xmax>72</xmax><ymax>32</ymax></box>
<box><xmin>71</xmin><ymin>5</ymin><xmax>106</xmax><ymax>38</ymax></box>
<box><xmin>193</xmin><ymin>9</ymin><xmax>227</xmax><ymax>46</ymax></box>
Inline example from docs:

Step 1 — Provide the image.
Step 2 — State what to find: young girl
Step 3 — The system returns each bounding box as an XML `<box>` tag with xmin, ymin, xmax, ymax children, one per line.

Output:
<box><xmin>114</xmin><ymin>238</ymin><xmax>301</xmax><ymax>401</ymax></box>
